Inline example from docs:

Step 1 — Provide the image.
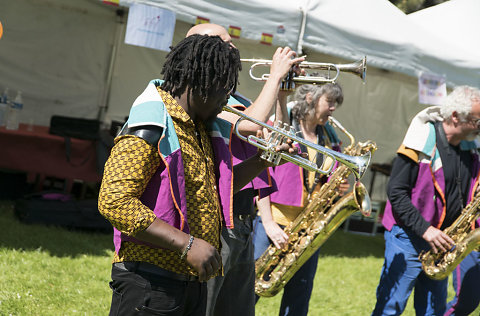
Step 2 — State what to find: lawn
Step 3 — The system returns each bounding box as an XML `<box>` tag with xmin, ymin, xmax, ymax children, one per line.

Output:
<box><xmin>0</xmin><ymin>200</ymin><xmax>478</xmax><ymax>315</ymax></box>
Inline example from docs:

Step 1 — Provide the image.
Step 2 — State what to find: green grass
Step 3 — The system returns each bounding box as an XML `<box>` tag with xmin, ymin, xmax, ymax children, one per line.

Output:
<box><xmin>1</xmin><ymin>200</ymin><xmax>479</xmax><ymax>315</ymax></box>
<box><xmin>0</xmin><ymin>201</ymin><xmax>113</xmax><ymax>315</ymax></box>
<box><xmin>256</xmin><ymin>231</ymin><xmax>392</xmax><ymax>316</ymax></box>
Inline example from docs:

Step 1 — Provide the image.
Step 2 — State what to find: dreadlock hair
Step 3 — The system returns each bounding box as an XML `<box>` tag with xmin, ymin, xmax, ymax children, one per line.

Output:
<box><xmin>160</xmin><ymin>34</ymin><xmax>241</xmax><ymax>103</ymax></box>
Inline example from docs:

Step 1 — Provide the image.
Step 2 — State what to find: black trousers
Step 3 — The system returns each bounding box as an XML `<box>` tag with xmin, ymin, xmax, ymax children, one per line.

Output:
<box><xmin>109</xmin><ymin>264</ymin><xmax>206</xmax><ymax>316</ymax></box>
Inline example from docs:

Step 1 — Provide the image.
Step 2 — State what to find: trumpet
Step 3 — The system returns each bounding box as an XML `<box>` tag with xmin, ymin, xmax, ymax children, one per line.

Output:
<box><xmin>240</xmin><ymin>56</ymin><xmax>367</xmax><ymax>85</ymax></box>
<box><xmin>223</xmin><ymin>106</ymin><xmax>371</xmax><ymax>180</ymax></box>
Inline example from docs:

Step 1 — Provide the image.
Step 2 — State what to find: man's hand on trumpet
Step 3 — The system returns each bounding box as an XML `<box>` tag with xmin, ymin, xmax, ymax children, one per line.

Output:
<box><xmin>232</xmin><ymin>131</ymin><xmax>300</xmax><ymax>193</ymax></box>
<box><xmin>224</xmin><ymin>47</ymin><xmax>304</xmax><ymax>136</ymax></box>
<box><xmin>269</xmin><ymin>47</ymin><xmax>305</xmax><ymax>81</ymax></box>
<box><xmin>253</xmin><ymin>128</ymin><xmax>305</xmax><ymax>168</ymax></box>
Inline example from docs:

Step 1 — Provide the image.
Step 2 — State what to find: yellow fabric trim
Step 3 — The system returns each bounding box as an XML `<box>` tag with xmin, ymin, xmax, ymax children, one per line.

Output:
<box><xmin>271</xmin><ymin>187</ymin><xmax>309</xmax><ymax>226</ymax></box>
<box><xmin>397</xmin><ymin>144</ymin><xmax>419</xmax><ymax>162</ymax></box>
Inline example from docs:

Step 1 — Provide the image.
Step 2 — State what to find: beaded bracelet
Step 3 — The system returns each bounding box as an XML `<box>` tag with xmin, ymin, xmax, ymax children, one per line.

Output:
<box><xmin>180</xmin><ymin>235</ymin><xmax>194</xmax><ymax>260</ymax></box>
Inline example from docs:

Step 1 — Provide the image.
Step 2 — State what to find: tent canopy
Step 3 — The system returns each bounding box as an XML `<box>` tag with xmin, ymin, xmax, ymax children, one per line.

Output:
<box><xmin>408</xmin><ymin>0</ymin><xmax>480</xmax><ymax>57</ymax></box>
<box><xmin>121</xmin><ymin>0</ymin><xmax>480</xmax><ymax>87</ymax></box>
<box><xmin>303</xmin><ymin>0</ymin><xmax>480</xmax><ymax>87</ymax></box>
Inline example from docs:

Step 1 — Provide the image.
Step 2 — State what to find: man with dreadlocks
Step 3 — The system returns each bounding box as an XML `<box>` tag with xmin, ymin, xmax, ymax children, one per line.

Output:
<box><xmin>98</xmin><ymin>34</ymin><xmax>294</xmax><ymax>316</ymax></box>
<box><xmin>186</xmin><ymin>23</ymin><xmax>304</xmax><ymax>316</ymax></box>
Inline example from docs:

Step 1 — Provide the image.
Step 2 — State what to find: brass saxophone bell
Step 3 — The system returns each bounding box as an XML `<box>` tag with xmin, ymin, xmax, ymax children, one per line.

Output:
<box><xmin>355</xmin><ymin>181</ymin><xmax>372</xmax><ymax>217</ymax></box>
<box><xmin>254</xmin><ymin>116</ymin><xmax>377</xmax><ymax>297</ymax></box>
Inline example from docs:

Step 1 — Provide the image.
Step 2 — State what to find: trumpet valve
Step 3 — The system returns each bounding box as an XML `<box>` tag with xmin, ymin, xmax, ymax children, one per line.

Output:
<box><xmin>280</xmin><ymin>68</ymin><xmax>296</xmax><ymax>91</ymax></box>
<box><xmin>260</xmin><ymin>121</ymin><xmax>295</xmax><ymax>166</ymax></box>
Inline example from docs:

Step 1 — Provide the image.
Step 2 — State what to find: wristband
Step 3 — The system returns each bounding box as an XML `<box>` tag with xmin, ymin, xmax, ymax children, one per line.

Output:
<box><xmin>180</xmin><ymin>235</ymin><xmax>194</xmax><ymax>260</ymax></box>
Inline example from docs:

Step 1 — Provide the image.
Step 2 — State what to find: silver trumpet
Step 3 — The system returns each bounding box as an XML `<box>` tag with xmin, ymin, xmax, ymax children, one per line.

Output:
<box><xmin>223</xmin><ymin>106</ymin><xmax>371</xmax><ymax>180</ymax></box>
<box><xmin>240</xmin><ymin>56</ymin><xmax>367</xmax><ymax>84</ymax></box>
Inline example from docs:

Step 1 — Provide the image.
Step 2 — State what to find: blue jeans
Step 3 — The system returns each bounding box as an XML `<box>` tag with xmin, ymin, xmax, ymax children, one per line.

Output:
<box><xmin>372</xmin><ymin>225</ymin><xmax>448</xmax><ymax>316</ymax></box>
<box><xmin>445</xmin><ymin>250</ymin><xmax>480</xmax><ymax>316</ymax></box>
<box><xmin>253</xmin><ymin>216</ymin><xmax>320</xmax><ymax>316</ymax></box>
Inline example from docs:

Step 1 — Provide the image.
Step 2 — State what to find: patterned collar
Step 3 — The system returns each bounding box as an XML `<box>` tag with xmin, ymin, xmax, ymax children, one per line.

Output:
<box><xmin>157</xmin><ymin>87</ymin><xmax>191</xmax><ymax>123</ymax></box>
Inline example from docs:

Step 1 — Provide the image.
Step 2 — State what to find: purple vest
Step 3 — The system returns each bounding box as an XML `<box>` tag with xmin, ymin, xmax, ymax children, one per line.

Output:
<box><xmin>382</xmin><ymin>149</ymin><xmax>480</xmax><ymax>232</ymax></box>
<box><xmin>227</xmin><ymin>103</ymin><xmax>276</xmax><ymax>198</ymax></box>
<box><xmin>268</xmin><ymin>132</ymin><xmax>341</xmax><ymax>207</ymax></box>
<box><xmin>114</xmin><ymin>120</ymin><xmax>234</xmax><ymax>254</ymax></box>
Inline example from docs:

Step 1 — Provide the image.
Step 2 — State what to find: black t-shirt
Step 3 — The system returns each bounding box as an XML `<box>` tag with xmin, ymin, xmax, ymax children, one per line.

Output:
<box><xmin>435</xmin><ymin>122</ymin><xmax>472</xmax><ymax>228</ymax></box>
<box><xmin>233</xmin><ymin>188</ymin><xmax>255</xmax><ymax>216</ymax></box>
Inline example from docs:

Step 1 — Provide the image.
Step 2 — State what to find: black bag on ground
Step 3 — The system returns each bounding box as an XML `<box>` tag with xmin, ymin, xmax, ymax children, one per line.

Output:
<box><xmin>49</xmin><ymin>116</ymin><xmax>100</xmax><ymax>140</ymax></box>
<box><xmin>0</xmin><ymin>170</ymin><xmax>28</xmax><ymax>200</ymax></box>
<box><xmin>15</xmin><ymin>192</ymin><xmax>111</xmax><ymax>232</ymax></box>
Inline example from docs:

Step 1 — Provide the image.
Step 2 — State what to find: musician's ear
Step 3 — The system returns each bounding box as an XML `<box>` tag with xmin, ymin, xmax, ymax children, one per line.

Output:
<box><xmin>306</xmin><ymin>92</ymin><xmax>313</xmax><ymax>104</ymax></box>
<box><xmin>451</xmin><ymin>111</ymin><xmax>460</xmax><ymax>125</ymax></box>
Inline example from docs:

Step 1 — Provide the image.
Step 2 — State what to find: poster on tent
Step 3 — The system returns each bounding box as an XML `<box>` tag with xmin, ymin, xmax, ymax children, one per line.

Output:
<box><xmin>418</xmin><ymin>72</ymin><xmax>446</xmax><ymax>106</ymax></box>
<box><xmin>124</xmin><ymin>4</ymin><xmax>175</xmax><ymax>52</ymax></box>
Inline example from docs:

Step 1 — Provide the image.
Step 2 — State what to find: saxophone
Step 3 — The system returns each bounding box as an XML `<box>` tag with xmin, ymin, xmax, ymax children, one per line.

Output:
<box><xmin>419</xmin><ymin>192</ymin><xmax>480</xmax><ymax>280</ymax></box>
<box><xmin>255</xmin><ymin>117</ymin><xmax>377</xmax><ymax>297</ymax></box>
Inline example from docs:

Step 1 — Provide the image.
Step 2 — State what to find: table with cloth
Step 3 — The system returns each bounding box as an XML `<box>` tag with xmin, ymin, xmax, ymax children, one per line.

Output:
<box><xmin>0</xmin><ymin>123</ymin><xmax>102</xmax><ymax>193</ymax></box>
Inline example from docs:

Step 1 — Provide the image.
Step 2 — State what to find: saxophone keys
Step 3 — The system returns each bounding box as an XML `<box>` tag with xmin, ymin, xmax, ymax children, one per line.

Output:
<box><xmin>297</xmin><ymin>236</ymin><xmax>312</xmax><ymax>248</ymax></box>
<box><xmin>284</xmin><ymin>253</ymin><xmax>297</xmax><ymax>266</ymax></box>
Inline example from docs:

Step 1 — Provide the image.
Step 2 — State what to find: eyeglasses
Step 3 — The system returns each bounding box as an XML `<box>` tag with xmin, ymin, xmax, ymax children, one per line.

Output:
<box><xmin>468</xmin><ymin>115</ymin><xmax>480</xmax><ymax>129</ymax></box>
<box><xmin>474</xmin><ymin>119</ymin><xmax>480</xmax><ymax>129</ymax></box>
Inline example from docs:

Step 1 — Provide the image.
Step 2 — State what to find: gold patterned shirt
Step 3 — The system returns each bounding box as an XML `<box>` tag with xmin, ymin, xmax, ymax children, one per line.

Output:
<box><xmin>99</xmin><ymin>88</ymin><xmax>222</xmax><ymax>277</ymax></box>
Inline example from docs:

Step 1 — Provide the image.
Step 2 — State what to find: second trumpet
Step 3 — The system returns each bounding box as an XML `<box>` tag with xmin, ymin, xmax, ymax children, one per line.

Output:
<box><xmin>240</xmin><ymin>56</ymin><xmax>367</xmax><ymax>85</ymax></box>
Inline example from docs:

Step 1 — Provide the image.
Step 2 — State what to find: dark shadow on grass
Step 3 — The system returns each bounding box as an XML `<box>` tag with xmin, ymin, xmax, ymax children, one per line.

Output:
<box><xmin>1</xmin><ymin>200</ymin><xmax>388</xmax><ymax>259</ymax></box>
<box><xmin>318</xmin><ymin>229</ymin><xmax>385</xmax><ymax>259</ymax></box>
<box><xmin>0</xmin><ymin>201</ymin><xmax>114</xmax><ymax>258</ymax></box>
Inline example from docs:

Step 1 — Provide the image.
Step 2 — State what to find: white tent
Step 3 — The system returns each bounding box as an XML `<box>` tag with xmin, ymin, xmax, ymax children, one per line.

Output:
<box><xmin>408</xmin><ymin>0</ymin><xmax>480</xmax><ymax>57</ymax></box>
<box><xmin>0</xmin><ymin>0</ymin><xmax>116</xmax><ymax>126</ymax></box>
<box><xmin>1</xmin><ymin>0</ymin><xmax>479</xmax><ymax>200</ymax></box>
<box><xmin>118</xmin><ymin>0</ymin><xmax>480</xmax><ymax>87</ymax></box>
<box><xmin>302</xmin><ymin>0</ymin><xmax>480</xmax><ymax>87</ymax></box>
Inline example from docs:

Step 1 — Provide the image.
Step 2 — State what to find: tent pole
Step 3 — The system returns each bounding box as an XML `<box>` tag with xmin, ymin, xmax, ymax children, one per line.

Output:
<box><xmin>97</xmin><ymin>9</ymin><xmax>125</xmax><ymax>122</ymax></box>
<box><xmin>296</xmin><ymin>1</ymin><xmax>309</xmax><ymax>55</ymax></box>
